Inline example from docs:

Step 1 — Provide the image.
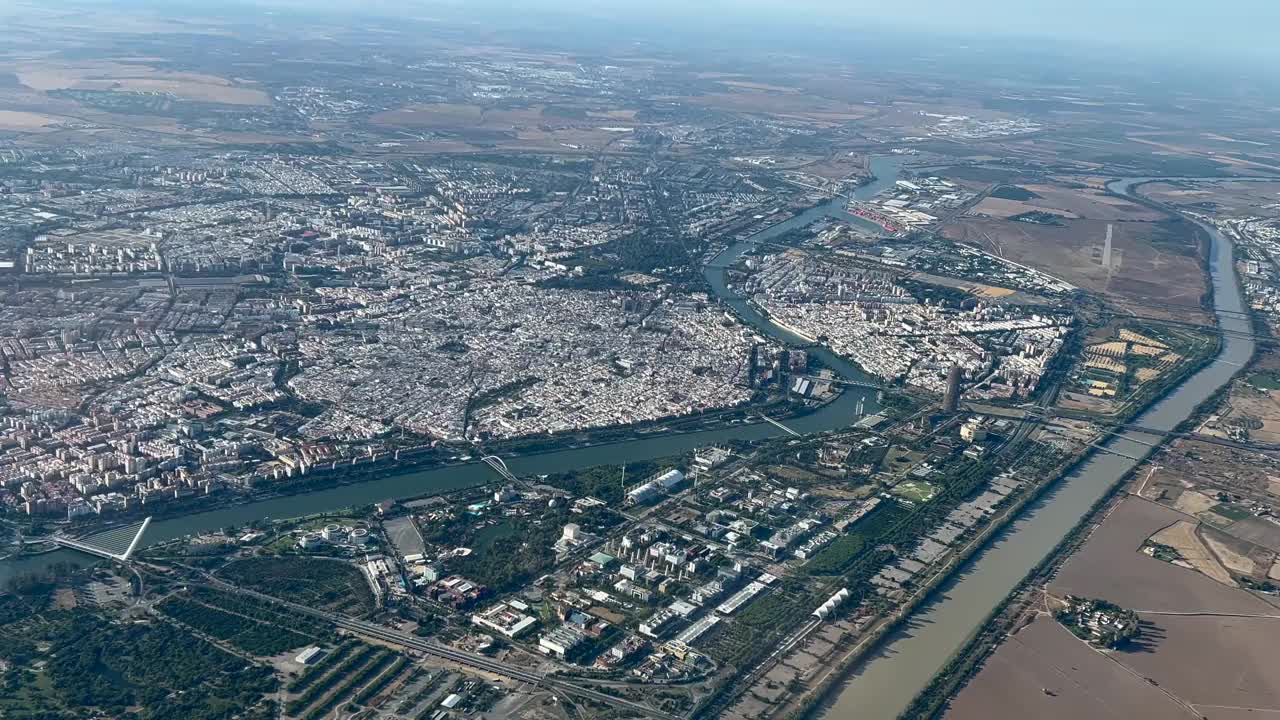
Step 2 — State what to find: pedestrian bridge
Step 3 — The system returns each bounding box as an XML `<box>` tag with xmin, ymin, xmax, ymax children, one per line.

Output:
<box><xmin>52</xmin><ymin>517</ymin><xmax>151</xmax><ymax>562</ymax></box>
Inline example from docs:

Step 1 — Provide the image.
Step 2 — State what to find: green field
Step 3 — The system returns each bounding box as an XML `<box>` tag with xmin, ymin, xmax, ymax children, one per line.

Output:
<box><xmin>1208</xmin><ymin>503</ymin><xmax>1253</xmax><ymax>522</ymax></box>
<box><xmin>1248</xmin><ymin>372</ymin><xmax>1280</xmax><ymax>391</ymax></box>
<box><xmin>989</xmin><ymin>184</ymin><xmax>1041</xmax><ymax>201</ymax></box>
<box><xmin>890</xmin><ymin>479</ymin><xmax>937</xmax><ymax>503</ymax></box>
<box><xmin>805</xmin><ymin>534</ymin><xmax>866</xmax><ymax>576</ymax></box>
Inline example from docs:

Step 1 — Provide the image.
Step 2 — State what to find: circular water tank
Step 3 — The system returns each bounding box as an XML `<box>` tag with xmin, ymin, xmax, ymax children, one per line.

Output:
<box><xmin>322</xmin><ymin>523</ymin><xmax>340</xmax><ymax>541</ymax></box>
<box><xmin>350</xmin><ymin>528</ymin><xmax>370</xmax><ymax>545</ymax></box>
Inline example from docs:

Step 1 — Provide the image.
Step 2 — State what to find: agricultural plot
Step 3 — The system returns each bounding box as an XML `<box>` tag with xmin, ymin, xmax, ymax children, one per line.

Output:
<box><xmin>1050</xmin><ymin>497</ymin><xmax>1278</xmax><ymax>615</ymax></box>
<box><xmin>945</xmin><ymin>616</ymin><xmax>1200</xmax><ymax>720</ymax></box>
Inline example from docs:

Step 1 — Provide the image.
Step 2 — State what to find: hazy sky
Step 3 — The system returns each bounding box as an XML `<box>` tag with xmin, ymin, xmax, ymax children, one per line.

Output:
<box><xmin>105</xmin><ymin>0</ymin><xmax>1280</xmax><ymax>70</ymax></box>
<box><xmin>427</xmin><ymin>0</ymin><xmax>1280</xmax><ymax>65</ymax></box>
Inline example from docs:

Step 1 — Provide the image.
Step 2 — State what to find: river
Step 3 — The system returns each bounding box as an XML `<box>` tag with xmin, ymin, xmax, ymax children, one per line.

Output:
<box><xmin>3</xmin><ymin>167</ymin><xmax>1249</xmax><ymax>720</ymax></box>
<box><xmin>3</xmin><ymin>166</ymin><xmax>1247</xmax><ymax>720</ymax></box>
<box><xmin>0</xmin><ymin>157</ymin><xmax>904</xmax><ymax>583</ymax></box>
<box><xmin>818</xmin><ymin>177</ymin><xmax>1255</xmax><ymax>719</ymax></box>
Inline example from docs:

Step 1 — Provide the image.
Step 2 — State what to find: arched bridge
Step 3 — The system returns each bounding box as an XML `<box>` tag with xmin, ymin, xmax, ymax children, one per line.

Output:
<box><xmin>481</xmin><ymin>455</ymin><xmax>523</xmax><ymax>486</ymax></box>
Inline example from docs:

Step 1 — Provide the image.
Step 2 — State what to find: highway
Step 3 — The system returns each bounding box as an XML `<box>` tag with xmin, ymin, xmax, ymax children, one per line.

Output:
<box><xmin>199</xmin><ymin>578</ymin><xmax>679</xmax><ymax>720</ymax></box>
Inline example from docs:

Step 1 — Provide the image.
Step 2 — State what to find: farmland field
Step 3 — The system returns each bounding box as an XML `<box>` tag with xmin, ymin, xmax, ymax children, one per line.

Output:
<box><xmin>1050</xmin><ymin>497</ymin><xmax>1278</xmax><ymax>614</ymax></box>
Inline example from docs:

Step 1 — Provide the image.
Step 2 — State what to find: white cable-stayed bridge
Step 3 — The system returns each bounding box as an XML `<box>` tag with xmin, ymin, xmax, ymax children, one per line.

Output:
<box><xmin>51</xmin><ymin>517</ymin><xmax>151</xmax><ymax>562</ymax></box>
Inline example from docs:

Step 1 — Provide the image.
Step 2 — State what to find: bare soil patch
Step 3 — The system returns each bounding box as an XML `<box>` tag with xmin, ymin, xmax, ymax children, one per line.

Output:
<box><xmin>1020</xmin><ymin>184</ymin><xmax>1166</xmax><ymax>222</ymax></box>
<box><xmin>945</xmin><ymin>616</ymin><xmax>1199</xmax><ymax>720</ymax></box>
<box><xmin>0</xmin><ymin>109</ymin><xmax>63</xmax><ymax>130</ymax></box>
<box><xmin>371</xmin><ymin>103</ymin><xmax>486</xmax><ymax>129</ymax></box>
<box><xmin>1150</xmin><ymin>520</ymin><xmax>1234</xmax><ymax>586</ymax></box>
<box><xmin>944</xmin><ymin>215</ymin><xmax>1208</xmax><ymax>321</ymax></box>
<box><xmin>1173</xmin><ymin>490</ymin><xmax>1216</xmax><ymax>515</ymax></box>
<box><xmin>679</xmin><ymin>92</ymin><xmax>872</xmax><ymax>124</ymax></box>
<box><xmin>1145</xmin><ymin>180</ymin><xmax>1280</xmax><ymax>221</ymax></box>
<box><xmin>11</xmin><ymin>62</ymin><xmax>270</xmax><ymax>105</ymax></box>
<box><xmin>1118</xmin><ymin>614</ymin><xmax>1280</xmax><ymax>713</ymax></box>
<box><xmin>970</xmin><ymin>197</ymin><xmax>1078</xmax><ymax>220</ymax></box>
<box><xmin>1201</xmin><ymin>529</ymin><xmax>1257</xmax><ymax>577</ymax></box>
<box><xmin>1212</xmin><ymin>386</ymin><xmax>1280</xmax><ymax>445</ymax></box>
<box><xmin>1222</xmin><ymin>517</ymin><xmax>1280</xmax><ymax>554</ymax></box>
<box><xmin>1050</xmin><ymin>497</ymin><xmax>1275</xmax><ymax>614</ymax></box>
<box><xmin>717</xmin><ymin>80</ymin><xmax>801</xmax><ymax>93</ymax></box>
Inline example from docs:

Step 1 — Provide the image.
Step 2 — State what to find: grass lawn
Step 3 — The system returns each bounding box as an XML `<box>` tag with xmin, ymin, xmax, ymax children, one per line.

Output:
<box><xmin>1208</xmin><ymin>503</ymin><xmax>1253</xmax><ymax>522</ymax></box>
<box><xmin>1248</xmin><ymin>372</ymin><xmax>1280</xmax><ymax>391</ymax></box>
<box><xmin>890</xmin><ymin>479</ymin><xmax>937</xmax><ymax>504</ymax></box>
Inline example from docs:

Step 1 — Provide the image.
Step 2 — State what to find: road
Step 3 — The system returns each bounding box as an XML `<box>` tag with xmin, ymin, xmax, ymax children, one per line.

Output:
<box><xmin>199</xmin><ymin>577</ymin><xmax>679</xmax><ymax>720</ymax></box>
<box><xmin>702</xmin><ymin>384</ymin><xmax>1052</xmax><ymax>719</ymax></box>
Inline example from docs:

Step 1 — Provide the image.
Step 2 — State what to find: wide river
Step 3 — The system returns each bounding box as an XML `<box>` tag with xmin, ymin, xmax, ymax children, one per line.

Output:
<box><xmin>0</xmin><ymin>158</ymin><xmax>903</xmax><ymax>583</ymax></box>
<box><xmin>819</xmin><ymin>177</ymin><xmax>1255</xmax><ymax>719</ymax></box>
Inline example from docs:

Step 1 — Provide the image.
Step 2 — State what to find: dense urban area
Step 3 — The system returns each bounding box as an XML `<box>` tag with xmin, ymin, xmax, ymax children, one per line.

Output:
<box><xmin>3</xmin><ymin>3</ymin><xmax>1280</xmax><ymax>720</ymax></box>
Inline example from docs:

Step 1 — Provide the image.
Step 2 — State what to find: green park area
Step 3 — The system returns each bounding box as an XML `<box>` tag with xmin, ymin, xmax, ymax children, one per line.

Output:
<box><xmin>890</xmin><ymin>479</ymin><xmax>938</xmax><ymax>504</ymax></box>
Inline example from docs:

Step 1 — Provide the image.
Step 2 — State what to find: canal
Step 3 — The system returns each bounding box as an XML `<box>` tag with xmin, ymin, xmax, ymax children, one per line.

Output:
<box><xmin>0</xmin><ymin>157</ymin><xmax>904</xmax><ymax>583</ymax></box>
<box><xmin>818</xmin><ymin>177</ymin><xmax>1255</xmax><ymax>719</ymax></box>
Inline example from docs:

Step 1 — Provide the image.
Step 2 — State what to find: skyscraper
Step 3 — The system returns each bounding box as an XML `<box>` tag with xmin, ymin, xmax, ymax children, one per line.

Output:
<box><xmin>943</xmin><ymin>365</ymin><xmax>963</xmax><ymax>413</ymax></box>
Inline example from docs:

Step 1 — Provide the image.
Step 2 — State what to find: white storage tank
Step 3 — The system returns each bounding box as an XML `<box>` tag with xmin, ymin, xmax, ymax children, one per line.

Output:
<box><xmin>350</xmin><ymin>528</ymin><xmax>370</xmax><ymax>545</ymax></box>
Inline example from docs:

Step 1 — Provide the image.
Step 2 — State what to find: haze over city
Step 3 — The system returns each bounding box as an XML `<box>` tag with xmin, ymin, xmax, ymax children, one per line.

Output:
<box><xmin>1</xmin><ymin>2</ymin><xmax>1279</xmax><ymax>720</ymax></box>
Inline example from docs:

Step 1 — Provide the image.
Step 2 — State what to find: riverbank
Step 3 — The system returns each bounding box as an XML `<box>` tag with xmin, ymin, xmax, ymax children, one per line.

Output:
<box><xmin>808</xmin><ymin>177</ymin><xmax>1254</xmax><ymax>719</ymax></box>
<box><xmin>1</xmin><ymin>389</ymin><xmax>835</xmax><ymax>538</ymax></box>
<box><xmin>2</xmin><ymin>161</ymin><xmax>909</xmax><ymax>568</ymax></box>
<box><xmin>774</xmin><ymin>250</ymin><xmax>1223</xmax><ymax>720</ymax></box>
<box><xmin>2</xmin><ymin>211</ymin><xmax>896</xmax><ymax>583</ymax></box>
<box><xmin>901</xmin><ymin>313</ymin><xmax>1263</xmax><ymax>718</ymax></box>
<box><xmin>897</xmin><ymin>455</ymin><xmax>1141</xmax><ymax>719</ymax></box>
<box><xmin>782</xmin><ymin>441</ymin><xmax>1089</xmax><ymax>720</ymax></box>
<box><xmin>792</xmin><ymin>382</ymin><xmax>1181</xmax><ymax>718</ymax></box>
<box><xmin>1</xmin><ymin>388</ymin><xmax>876</xmax><ymax>583</ymax></box>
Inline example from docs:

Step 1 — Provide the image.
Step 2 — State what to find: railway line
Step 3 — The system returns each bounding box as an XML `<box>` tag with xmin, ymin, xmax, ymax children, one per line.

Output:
<box><xmin>198</xmin><ymin>578</ymin><xmax>679</xmax><ymax>720</ymax></box>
